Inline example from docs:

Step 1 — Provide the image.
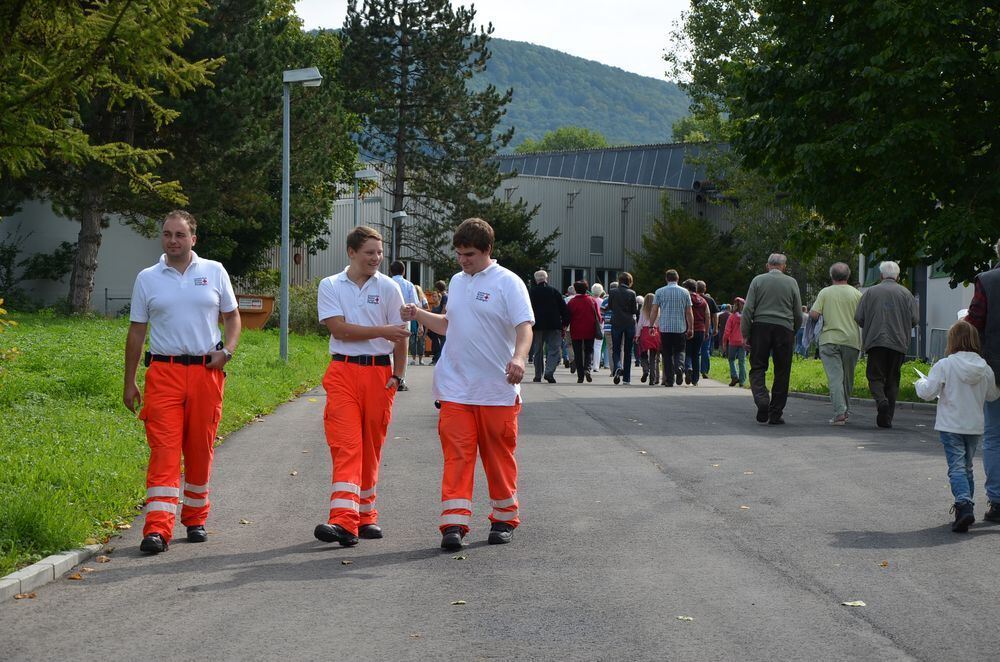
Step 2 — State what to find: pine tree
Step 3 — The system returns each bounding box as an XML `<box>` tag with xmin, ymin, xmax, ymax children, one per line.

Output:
<box><xmin>340</xmin><ymin>0</ymin><xmax>514</xmax><ymax>261</ymax></box>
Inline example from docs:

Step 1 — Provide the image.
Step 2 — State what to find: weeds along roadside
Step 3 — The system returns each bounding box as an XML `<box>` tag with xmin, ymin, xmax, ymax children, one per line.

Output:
<box><xmin>0</xmin><ymin>311</ymin><xmax>330</xmax><ymax>576</ymax></box>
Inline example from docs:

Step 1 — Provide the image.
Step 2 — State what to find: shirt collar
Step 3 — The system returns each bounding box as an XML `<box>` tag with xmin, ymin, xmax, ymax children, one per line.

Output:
<box><xmin>158</xmin><ymin>251</ymin><xmax>201</xmax><ymax>272</ymax></box>
<box><xmin>337</xmin><ymin>267</ymin><xmax>385</xmax><ymax>286</ymax></box>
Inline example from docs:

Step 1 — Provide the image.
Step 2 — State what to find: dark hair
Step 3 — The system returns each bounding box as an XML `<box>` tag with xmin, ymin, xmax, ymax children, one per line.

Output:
<box><xmin>453</xmin><ymin>217</ymin><xmax>494</xmax><ymax>252</ymax></box>
<box><xmin>347</xmin><ymin>226</ymin><xmax>382</xmax><ymax>252</ymax></box>
<box><xmin>682</xmin><ymin>278</ymin><xmax>697</xmax><ymax>292</ymax></box>
<box><xmin>573</xmin><ymin>280</ymin><xmax>589</xmax><ymax>294</ymax></box>
<box><xmin>946</xmin><ymin>320</ymin><xmax>981</xmax><ymax>356</ymax></box>
<box><xmin>665</xmin><ymin>269</ymin><xmax>679</xmax><ymax>282</ymax></box>
<box><xmin>696</xmin><ymin>280</ymin><xmax>707</xmax><ymax>294</ymax></box>
<box><xmin>434</xmin><ymin>280</ymin><xmax>447</xmax><ymax>293</ymax></box>
<box><xmin>618</xmin><ymin>272</ymin><xmax>633</xmax><ymax>287</ymax></box>
<box><xmin>164</xmin><ymin>210</ymin><xmax>197</xmax><ymax>235</ymax></box>
<box><xmin>389</xmin><ymin>260</ymin><xmax>405</xmax><ymax>276</ymax></box>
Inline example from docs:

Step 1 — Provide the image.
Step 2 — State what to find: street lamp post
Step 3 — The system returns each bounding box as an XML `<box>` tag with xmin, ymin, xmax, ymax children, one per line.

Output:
<box><xmin>280</xmin><ymin>67</ymin><xmax>323</xmax><ymax>362</ymax></box>
<box><xmin>353</xmin><ymin>168</ymin><xmax>378</xmax><ymax>227</ymax></box>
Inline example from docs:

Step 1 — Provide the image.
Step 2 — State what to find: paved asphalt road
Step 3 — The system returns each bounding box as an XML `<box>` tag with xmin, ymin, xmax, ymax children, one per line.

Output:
<box><xmin>3</xmin><ymin>362</ymin><xmax>999</xmax><ymax>661</ymax></box>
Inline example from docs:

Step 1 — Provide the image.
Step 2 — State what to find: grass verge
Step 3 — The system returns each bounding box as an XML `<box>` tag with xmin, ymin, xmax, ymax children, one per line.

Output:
<box><xmin>0</xmin><ymin>311</ymin><xmax>330</xmax><ymax>576</ymax></box>
<box><xmin>706</xmin><ymin>350</ymin><xmax>931</xmax><ymax>403</ymax></box>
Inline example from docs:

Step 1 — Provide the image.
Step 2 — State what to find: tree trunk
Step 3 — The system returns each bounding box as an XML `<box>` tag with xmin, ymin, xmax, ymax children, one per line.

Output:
<box><xmin>67</xmin><ymin>205</ymin><xmax>103</xmax><ymax>313</ymax></box>
<box><xmin>391</xmin><ymin>0</ymin><xmax>410</xmax><ymax>262</ymax></box>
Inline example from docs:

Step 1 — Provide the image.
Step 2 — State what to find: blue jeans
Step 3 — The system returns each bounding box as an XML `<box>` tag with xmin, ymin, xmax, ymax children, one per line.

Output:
<box><xmin>611</xmin><ymin>323</ymin><xmax>636</xmax><ymax>382</ymax></box>
<box><xmin>700</xmin><ymin>334</ymin><xmax>712</xmax><ymax>374</ymax></box>
<box><xmin>727</xmin><ymin>347</ymin><xmax>746</xmax><ymax>384</ymax></box>
<box><xmin>941</xmin><ymin>432</ymin><xmax>980</xmax><ymax>504</ymax></box>
<box><xmin>983</xmin><ymin>399</ymin><xmax>1000</xmax><ymax>503</ymax></box>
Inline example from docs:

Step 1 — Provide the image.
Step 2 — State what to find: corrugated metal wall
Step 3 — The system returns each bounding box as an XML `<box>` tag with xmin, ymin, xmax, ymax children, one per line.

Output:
<box><xmin>496</xmin><ymin>175</ymin><xmax>733</xmax><ymax>291</ymax></box>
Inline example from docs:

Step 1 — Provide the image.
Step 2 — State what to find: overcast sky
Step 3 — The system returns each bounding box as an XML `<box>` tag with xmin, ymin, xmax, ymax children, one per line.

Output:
<box><xmin>293</xmin><ymin>0</ymin><xmax>689</xmax><ymax>80</ymax></box>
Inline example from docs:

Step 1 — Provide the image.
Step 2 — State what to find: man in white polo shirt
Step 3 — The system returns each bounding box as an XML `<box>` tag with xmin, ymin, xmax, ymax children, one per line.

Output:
<box><xmin>401</xmin><ymin>217</ymin><xmax>534</xmax><ymax>550</ymax></box>
<box><xmin>124</xmin><ymin>210</ymin><xmax>241</xmax><ymax>554</ymax></box>
<box><xmin>314</xmin><ymin>225</ymin><xmax>409</xmax><ymax>547</ymax></box>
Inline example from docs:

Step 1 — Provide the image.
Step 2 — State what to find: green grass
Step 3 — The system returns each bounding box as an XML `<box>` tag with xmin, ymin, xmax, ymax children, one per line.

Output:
<box><xmin>706</xmin><ymin>351</ymin><xmax>931</xmax><ymax>403</ymax></box>
<box><xmin>0</xmin><ymin>311</ymin><xmax>330</xmax><ymax>575</ymax></box>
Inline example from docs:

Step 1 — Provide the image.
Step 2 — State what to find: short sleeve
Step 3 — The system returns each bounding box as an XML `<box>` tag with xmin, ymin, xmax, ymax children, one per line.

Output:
<box><xmin>317</xmin><ymin>278</ymin><xmax>342</xmax><ymax>322</ymax></box>
<box><xmin>811</xmin><ymin>289</ymin><xmax>826</xmax><ymax>314</ymax></box>
<box><xmin>384</xmin><ymin>278</ymin><xmax>405</xmax><ymax>325</ymax></box>
<box><xmin>218</xmin><ymin>267</ymin><xmax>238</xmax><ymax>313</ymax></box>
<box><xmin>683</xmin><ymin>290</ymin><xmax>692</xmax><ymax>308</ymax></box>
<box><xmin>505</xmin><ymin>275</ymin><xmax>535</xmax><ymax>326</ymax></box>
<box><xmin>129</xmin><ymin>274</ymin><xmax>149</xmax><ymax>323</ymax></box>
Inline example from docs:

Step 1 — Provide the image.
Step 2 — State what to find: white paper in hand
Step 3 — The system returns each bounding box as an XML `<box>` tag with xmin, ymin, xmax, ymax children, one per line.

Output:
<box><xmin>913</xmin><ymin>367</ymin><xmax>927</xmax><ymax>380</ymax></box>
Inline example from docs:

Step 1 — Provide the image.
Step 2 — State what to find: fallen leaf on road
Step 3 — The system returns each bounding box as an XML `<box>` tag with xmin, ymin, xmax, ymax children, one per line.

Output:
<box><xmin>341</xmin><ymin>560</ymin><xmax>353</xmax><ymax>565</ymax></box>
<box><xmin>14</xmin><ymin>592</ymin><xmax>36</xmax><ymax>599</ymax></box>
<box><xmin>116</xmin><ymin>523</ymin><xmax>131</xmax><ymax>530</ymax></box>
<box><xmin>676</xmin><ymin>616</ymin><xmax>694</xmax><ymax>621</ymax></box>
<box><xmin>916</xmin><ymin>424</ymin><xmax>926</xmax><ymax>427</ymax></box>
<box><xmin>96</xmin><ymin>555</ymin><xmax>111</xmax><ymax>563</ymax></box>
<box><xmin>67</xmin><ymin>573</ymin><xmax>83</xmax><ymax>581</ymax></box>
<box><xmin>857</xmin><ymin>446</ymin><xmax>865</xmax><ymax>449</ymax></box>
<box><xmin>879</xmin><ymin>561</ymin><xmax>889</xmax><ymax>568</ymax></box>
<box><xmin>80</xmin><ymin>567</ymin><xmax>95</xmax><ymax>573</ymax></box>
<box><xmin>83</xmin><ymin>537</ymin><xmax>98</xmax><ymax>545</ymax></box>
<box><xmin>451</xmin><ymin>600</ymin><xmax>467</xmax><ymax>605</ymax></box>
<box><xmin>301</xmin><ymin>450</ymin><xmax>310</xmax><ymax>454</ymax></box>
<box><xmin>105</xmin><ymin>546</ymin><xmax>116</xmax><ymax>553</ymax></box>
<box><xmin>452</xmin><ymin>555</ymin><xmax>467</xmax><ymax>560</ymax></box>
<box><xmin>743</xmin><ymin>471</ymin><xmax>754</xmax><ymax>475</ymax></box>
<box><xmin>410</xmin><ymin>634</ymin><xmax>421</xmax><ymax>639</ymax></box>
<box><xmin>711</xmin><ymin>464</ymin><xmax>720</xmax><ymax>468</ymax></box>
<box><xmin>739</xmin><ymin>505</ymin><xmax>750</xmax><ymax>510</ymax></box>
<box><xmin>239</xmin><ymin>519</ymin><xmax>252</xmax><ymax>525</ymax></box>
<box><xmin>639</xmin><ymin>450</ymin><xmax>648</xmax><ymax>455</ymax></box>
<box><xmin>307</xmin><ymin>398</ymin><xmax>318</xmax><ymax>402</ymax></box>
<box><xmin>290</xmin><ymin>471</ymin><xmax>298</xmax><ymax>476</ymax></box>
<box><xmin>394</xmin><ymin>436</ymin><xmax>401</xmax><ymax>439</ymax></box>
<box><xmin>842</xmin><ymin>600</ymin><xmax>866</xmax><ymax>607</ymax></box>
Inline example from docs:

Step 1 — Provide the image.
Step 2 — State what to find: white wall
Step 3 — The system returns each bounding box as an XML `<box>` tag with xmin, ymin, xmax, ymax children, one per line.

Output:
<box><xmin>1</xmin><ymin>200</ymin><xmax>162</xmax><ymax>314</ymax></box>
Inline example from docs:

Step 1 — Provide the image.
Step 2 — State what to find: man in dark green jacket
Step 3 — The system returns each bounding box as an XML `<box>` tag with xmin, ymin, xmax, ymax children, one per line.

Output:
<box><xmin>741</xmin><ymin>253</ymin><xmax>803</xmax><ymax>425</ymax></box>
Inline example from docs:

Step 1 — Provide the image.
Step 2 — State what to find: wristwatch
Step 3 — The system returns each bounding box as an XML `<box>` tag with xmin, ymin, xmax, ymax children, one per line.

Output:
<box><xmin>222</xmin><ymin>348</ymin><xmax>233</xmax><ymax>361</ymax></box>
<box><xmin>390</xmin><ymin>375</ymin><xmax>404</xmax><ymax>387</ymax></box>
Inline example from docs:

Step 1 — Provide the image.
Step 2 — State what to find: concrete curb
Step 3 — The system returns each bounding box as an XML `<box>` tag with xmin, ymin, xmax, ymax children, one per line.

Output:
<box><xmin>786</xmin><ymin>390</ymin><xmax>936</xmax><ymax>412</ymax></box>
<box><xmin>1</xmin><ymin>544</ymin><xmax>103</xmax><ymax>601</ymax></box>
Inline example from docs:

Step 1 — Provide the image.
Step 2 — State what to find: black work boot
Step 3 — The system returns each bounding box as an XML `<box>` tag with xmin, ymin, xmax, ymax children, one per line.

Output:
<box><xmin>487</xmin><ymin>522</ymin><xmax>515</xmax><ymax>545</ymax></box>
<box><xmin>951</xmin><ymin>502</ymin><xmax>975</xmax><ymax>533</ymax></box>
<box><xmin>186</xmin><ymin>525</ymin><xmax>207</xmax><ymax>543</ymax></box>
<box><xmin>139</xmin><ymin>533</ymin><xmax>168</xmax><ymax>554</ymax></box>
<box><xmin>985</xmin><ymin>501</ymin><xmax>1000</xmax><ymax>523</ymax></box>
<box><xmin>441</xmin><ymin>526</ymin><xmax>465</xmax><ymax>551</ymax></box>
<box><xmin>314</xmin><ymin>523</ymin><xmax>359</xmax><ymax>547</ymax></box>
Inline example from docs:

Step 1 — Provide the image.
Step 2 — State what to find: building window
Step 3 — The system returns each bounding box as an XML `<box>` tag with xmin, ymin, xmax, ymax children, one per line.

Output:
<box><xmin>562</xmin><ymin>267</ymin><xmax>587</xmax><ymax>292</ymax></box>
<box><xmin>595</xmin><ymin>268</ymin><xmax>620</xmax><ymax>290</ymax></box>
<box><xmin>590</xmin><ymin>236</ymin><xmax>603</xmax><ymax>256</ymax></box>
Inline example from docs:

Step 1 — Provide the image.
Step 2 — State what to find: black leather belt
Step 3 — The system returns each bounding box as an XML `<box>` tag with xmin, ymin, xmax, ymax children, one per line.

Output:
<box><xmin>145</xmin><ymin>352</ymin><xmax>210</xmax><ymax>366</ymax></box>
<box><xmin>331</xmin><ymin>353</ymin><xmax>391</xmax><ymax>366</ymax></box>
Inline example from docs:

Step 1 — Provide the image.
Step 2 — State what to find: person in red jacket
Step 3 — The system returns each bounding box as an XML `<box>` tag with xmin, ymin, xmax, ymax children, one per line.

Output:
<box><xmin>566</xmin><ymin>280</ymin><xmax>602</xmax><ymax>383</ymax></box>
<box><xmin>722</xmin><ymin>297</ymin><xmax>747</xmax><ymax>387</ymax></box>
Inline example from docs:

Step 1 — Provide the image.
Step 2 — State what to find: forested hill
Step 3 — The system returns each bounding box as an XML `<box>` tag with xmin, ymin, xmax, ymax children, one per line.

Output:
<box><xmin>476</xmin><ymin>38</ymin><xmax>690</xmax><ymax>147</ymax></box>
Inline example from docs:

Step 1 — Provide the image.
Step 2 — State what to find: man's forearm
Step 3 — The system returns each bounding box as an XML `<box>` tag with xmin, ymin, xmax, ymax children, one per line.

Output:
<box><xmin>327</xmin><ymin>319</ymin><xmax>393</xmax><ymax>341</ymax></box>
<box><xmin>392</xmin><ymin>339</ymin><xmax>407</xmax><ymax>377</ymax></box>
<box><xmin>124</xmin><ymin>324</ymin><xmax>146</xmax><ymax>383</ymax></box>
<box><xmin>513</xmin><ymin>322</ymin><xmax>533</xmax><ymax>360</ymax></box>
<box><xmin>222</xmin><ymin>311</ymin><xmax>241</xmax><ymax>353</ymax></box>
<box><xmin>416</xmin><ymin>308</ymin><xmax>448</xmax><ymax>336</ymax></box>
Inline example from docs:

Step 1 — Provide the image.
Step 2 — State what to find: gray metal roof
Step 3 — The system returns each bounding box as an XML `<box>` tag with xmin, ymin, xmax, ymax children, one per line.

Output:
<box><xmin>497</xmin><ymin>143</ymin><xmax>714</xmax><ymax>189</ymax></box>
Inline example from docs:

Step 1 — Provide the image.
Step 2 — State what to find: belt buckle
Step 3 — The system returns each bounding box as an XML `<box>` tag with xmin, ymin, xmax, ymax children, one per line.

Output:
<box><xmin>359</xmin><ymin>355</ymin><xmax>372</xmax><ymax>367</ymax></box>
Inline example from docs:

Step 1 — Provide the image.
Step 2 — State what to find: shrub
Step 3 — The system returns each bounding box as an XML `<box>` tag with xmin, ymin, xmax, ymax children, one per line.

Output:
<box><xmin>0</xmin><ymin>298</ymin><xmax>17</xmax><ymax>364</ymax></box>
<box><xmin>264</xmin><ymin>280</ymin><xmax>326</xmax><ymax>335</ymax></box>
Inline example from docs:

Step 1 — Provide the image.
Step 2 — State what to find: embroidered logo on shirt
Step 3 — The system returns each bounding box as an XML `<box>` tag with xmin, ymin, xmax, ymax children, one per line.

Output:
<box><xmin>367</xmin><ymin>294</ymin><xmax>381</xmax><ymax>304</ymax></box>
<box><xmin>193</xmin><ymin>277</ymin><xmax>208</xmax><ymax>286</ymax></box>
<box><xmin>476</xmin><ymin>291</ymin><xmax>491</xmax><ymax>302</ymax></box>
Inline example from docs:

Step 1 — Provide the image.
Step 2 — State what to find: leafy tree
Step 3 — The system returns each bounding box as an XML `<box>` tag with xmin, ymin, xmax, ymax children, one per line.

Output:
<box><xmin>669</xmin><ymin>0</ymin><xmax>999</xmax><ymax>284</ymax></box>
<box><xmin>340</xmin><ymin>0</ymin><xmax>514</xmax><ymax>261</ymax></box>
<box><xmin>670</xmin><ymin>114</ymin><xmax>728</xmax><ymax>143</ymax></box>
<box><xmin>630</xmin><ymin>199</ymin><xmax>755</xmax><ymax>302</ymax></box>
<box><xmin>34</xmin><ymin>1</ymin><xmax>356</xmax><ymax>312</ymax></box>
<box><xmin>515</xmin><ymin>126</ymin><xmax>608</xmax><ymax>153</ymax></box>
<box><xmin>147</xmin><ymin>4</ymin><xmax>358</xmax><ymax>276</ymax></box>
<box><xmin>0</xmin><ymin>0</ymin><xmax>215</xmax><ymax>191</ymax></box>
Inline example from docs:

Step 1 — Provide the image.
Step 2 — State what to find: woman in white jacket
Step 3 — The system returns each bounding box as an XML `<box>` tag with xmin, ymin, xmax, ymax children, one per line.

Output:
<box><xmin>916</xmin><ymin>320</ymin><xmax>1000</xmax><ymax>532</ymax></box>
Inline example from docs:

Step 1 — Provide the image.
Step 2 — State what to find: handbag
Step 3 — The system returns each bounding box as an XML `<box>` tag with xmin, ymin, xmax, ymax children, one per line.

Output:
<box><xmin>593</xmin><ymin>299</ymin><xmax>604</xmax><ymax>340</ymax></box>
<box><xmin>639</xmin><ymin>325</ymin><xmax>660</xmax><ymax>352</ymax></box>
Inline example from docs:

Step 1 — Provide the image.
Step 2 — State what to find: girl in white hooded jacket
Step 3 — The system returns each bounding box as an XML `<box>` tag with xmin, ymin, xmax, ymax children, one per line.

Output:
<box><xmin>916</xmin><ymin>320</ymin><xmax>1000</xmax><ymax>532</ymax></box>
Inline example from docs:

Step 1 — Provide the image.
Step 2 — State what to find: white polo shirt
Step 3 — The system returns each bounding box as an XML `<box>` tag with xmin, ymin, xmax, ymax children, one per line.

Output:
<box><xmin>432</xmin><ymin>261</ymin><xmax>535</xmax><ymax>406</ymax></box>
<box><xmin>318</xmin><ymin>268</ymin><xmax>405</xmax><ymax>356</ymax></box>
<box><xmin>130</xmin><ymin>252</ymin><xmax>238</xmax><ymax>356</ymax></box>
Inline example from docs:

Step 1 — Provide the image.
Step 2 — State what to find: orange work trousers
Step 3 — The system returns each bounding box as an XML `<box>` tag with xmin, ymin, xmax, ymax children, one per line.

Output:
<box><xmin>438</xmin><ymin>401</ymin><xmax>521</xmax><ymax>533</ymax></box>
<box><xmin>322</xmin><ymin>359</ymin><xmax>396</xmax><ymax>535</ymax></box>
<box><xmin>139</xmin><ymin>361</ymin><xmax>225</xmax><ymax>542</ymax></box>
